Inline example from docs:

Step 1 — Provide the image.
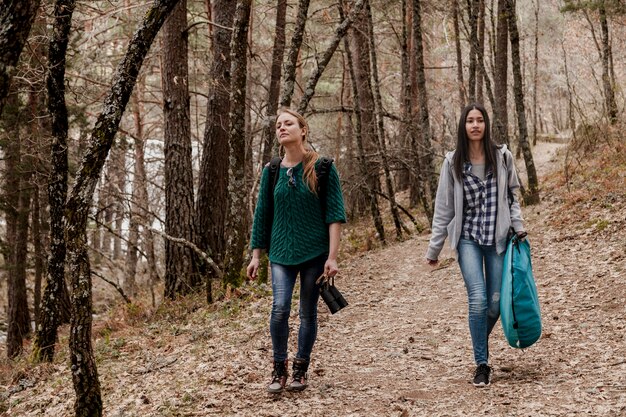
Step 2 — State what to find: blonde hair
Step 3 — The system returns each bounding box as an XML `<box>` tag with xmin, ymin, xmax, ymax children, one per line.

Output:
<box><xmin>277</xmin><ymin>108</ymin><xmax>320</xmax><ymax>194</ymax></box>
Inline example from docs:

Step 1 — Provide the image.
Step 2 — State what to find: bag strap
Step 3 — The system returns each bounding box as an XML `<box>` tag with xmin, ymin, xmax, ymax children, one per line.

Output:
<box><xmin>266</xmin><ymin>157</ymin><xmax>282</xmax><ymax>249</ymax></box>
<box><xmin>315</xmin><ymin>157</ymin><xmax>333</xmax><ymax>223</ymax></box>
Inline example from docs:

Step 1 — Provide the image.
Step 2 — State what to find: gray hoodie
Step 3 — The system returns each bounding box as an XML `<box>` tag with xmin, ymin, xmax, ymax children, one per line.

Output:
<box><xmin>426</xmin><ymin>144</ymin><xmax>525</xmax><ymax>260</ymax></box>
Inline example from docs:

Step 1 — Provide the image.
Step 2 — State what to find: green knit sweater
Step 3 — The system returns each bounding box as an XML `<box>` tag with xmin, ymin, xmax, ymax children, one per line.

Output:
<box><xmin>250</xmin><ymin>160</ymin><xmax>346</xmax><ymax>265</ymax></box>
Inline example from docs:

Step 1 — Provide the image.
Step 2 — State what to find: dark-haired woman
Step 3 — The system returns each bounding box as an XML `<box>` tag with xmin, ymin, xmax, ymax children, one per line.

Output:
<box><xmin>247</xmin><ymin>108</ymin><xmax>346</xmax><ymax>393</ymax></box>
<box><xmin>426</xmin><ymin>103</ymin><xmax>526</xmax><ymax>387</ymax></box>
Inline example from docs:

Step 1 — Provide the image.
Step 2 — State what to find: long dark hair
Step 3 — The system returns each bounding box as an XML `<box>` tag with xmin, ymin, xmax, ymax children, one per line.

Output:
<box><xmin>453</xmin><ymin>103</ymin><xmax>499</xmax><ymax>180</ymax></box>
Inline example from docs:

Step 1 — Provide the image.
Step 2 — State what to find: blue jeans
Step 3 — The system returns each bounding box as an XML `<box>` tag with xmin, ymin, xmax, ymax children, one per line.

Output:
<box><xmin>270</xmin><ymin>254</ymin><xmax>326</xmax><ymax>362</ymax></box>
<box><xmin>457</xmin><ymin>238</ymin><xmax>504</xmax><ymax>365</ymax></box>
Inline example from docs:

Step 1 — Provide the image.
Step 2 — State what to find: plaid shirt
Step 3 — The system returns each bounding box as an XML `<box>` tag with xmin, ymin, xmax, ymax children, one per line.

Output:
<box><xmin>461</xmin><ymin>162</ymin><xmax>498</xmax><ymax>245</ymax></box>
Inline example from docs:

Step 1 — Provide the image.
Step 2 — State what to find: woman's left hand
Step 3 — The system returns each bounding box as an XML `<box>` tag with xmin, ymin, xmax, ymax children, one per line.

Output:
<box><xmin>324</xmin><ymin>258</ymin><xmax>339</xmax><ymax>278</ymax></box>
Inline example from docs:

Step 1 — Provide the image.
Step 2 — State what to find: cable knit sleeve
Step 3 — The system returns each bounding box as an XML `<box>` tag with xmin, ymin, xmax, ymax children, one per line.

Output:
<box><xmin>250</xmin><ymin>166</ymin><xmax>270</xmax><ymax>249</ymax></box>
<box><xmin>325</xmin><ymin>164</ymin><xmax>347</xmax><ymax>224</ymax></box>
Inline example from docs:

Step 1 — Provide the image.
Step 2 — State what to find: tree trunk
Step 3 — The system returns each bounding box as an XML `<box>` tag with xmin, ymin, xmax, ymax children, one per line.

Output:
<box><xmin>412</xmin><ymin>0</ymin><xmax>436</xmax><ymax>220</ymax></box>
<box><xmin>467</xmin><ymin>0</ymin><xmax>479</xmax><ymax>102</ymax></box>
<box><xmin>161</xmin><ymin>0</ymin><xmax>199</xmax><ymax>299</ymax></box>
<box><xmin>2</xmin><ymin>91</ymin><xmax>28</xmax><ymax>359</ymax></box>
<box><xmin>125</xmin><ymin>89</ymin><xmax>145</xmax><ymax>299</ymax></box>
<box><xmin>111</xmin><ymin>140</ymin><xmax>126</xmax><ymax>261</ymax></box>
<box><xmin>476</xmin><ymin>0</ymin><xmax>486</xmax><ymax>104</ymax></box>
<box><xmin>507</xmin><ymin>0</ymin><xmax>539</xmax><ymax>205</ymax></box>
<box><xmin>493</xmin><ymin>0</ymin><xmax>509</xmax><ymax>145</ymax></box>
<box><xmin>343</xmin><ymin>1</ymin><xmax>385</xmax><ymax>244</ymax></box>
<box><xmin>196</xmin><ymin>0</ymin><xmax>236</xmax><ymax>303</ymax></box>
<box><xmin>222</xmin><ymin>0</ymin><xmax>253</xmax><ymax>288</ymax></box>
<box><xmin>296</xmin><ymin>0</ymin><xmax>365</xmax><ymax>115</ymax></box>
<box><xmin>599</xmin><ymin>4</ymin><xmax>617</xmax><ymax>124</ymax></box>
<box><xmin>260</xmin><ymin>0</ymin><xmax>287</xmax><ymax>165</ymax></box>
<box><xmin>32</xmin><ymin>0</ymin><xmax>74</xmax><ymax>363</ymax></box>
<box><xmin>33</xmin><ymin>187</ymin><xmax>43</xmax><ymax>330</ymax></box>
<box><xmin>64</xmin><ymin>1</ymin><xmax>180</xmax><ymax>414</ymax></box>
<box><xmin>131</xmin><ymin>84</ymin><xmax>159</xmax><ymax>304</ymax></box>
<box><xmin>397</xmin><ymin>0</ymin><xmax>412</xmax><ymax>191</ymax></box>
<box><xmin>0</xmin><ymin>0</ymin><xmax>42</xmax><ymax>115</ymax></box>
<box><xmin>366</xmin><ymin>0</ymin><xmax>403</xmax><ymax>239</ymax></box>
<box><xmin>532</xmin><ymin>0</ymin><xmax>539</xmax><ymax>145</ymax></box>
<box><xmin>12</xmin><ymin>160</ymin><xmax>33</xmax><ymax>346</ymax></box>
<box><xmin>279</xmin><ymin>0</ymin><xmax>310</xmax><ymax>107</ymax></box>
<box><xmin>452</xmin><ymin>0</ymin><xmax>465</xmax><ymax>111</ymax></box>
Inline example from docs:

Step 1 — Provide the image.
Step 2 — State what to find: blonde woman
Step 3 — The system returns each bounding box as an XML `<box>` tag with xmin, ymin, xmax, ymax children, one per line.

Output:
<box><xmin>247</xmin><ymin>108</ymin><xmax>346</xmax><ymax>393</ymax></box>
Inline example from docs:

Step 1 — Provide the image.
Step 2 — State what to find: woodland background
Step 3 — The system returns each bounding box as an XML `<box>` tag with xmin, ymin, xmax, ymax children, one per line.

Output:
<box><xmin>0</xmin><ymin>0</ymin><xmax>624</xmax><ymax>415</ymax></box>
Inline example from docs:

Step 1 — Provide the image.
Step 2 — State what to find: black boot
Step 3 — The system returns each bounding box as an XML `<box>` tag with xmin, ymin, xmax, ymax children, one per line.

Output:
<box><xmin>287</xmin><ymin>358</ymin><xmax>309</xmax><ymax>391</ymax></box>
<box><xmin>267</xmin><ymin>360</ymin><xmax>288</xmax><ymax>393</ymax></box>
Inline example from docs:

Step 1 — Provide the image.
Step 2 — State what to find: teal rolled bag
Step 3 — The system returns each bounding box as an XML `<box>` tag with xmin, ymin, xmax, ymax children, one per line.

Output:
<box><xmin>500</xmin><ymin>233</ymin><xmax>542</xmax><ymax>348</ymax></box>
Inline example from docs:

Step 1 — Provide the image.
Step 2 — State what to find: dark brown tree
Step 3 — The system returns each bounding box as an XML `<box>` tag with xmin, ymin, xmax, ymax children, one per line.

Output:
<box><xmin>452</xmin><ymin>0</ymin><xmax>466</xmax><ymax>111</ymax></box>
<box><xmin>412</xmin><ymin>0</ymin><xmax>437</xmax><ymax>218</ymax></box>
<box><xmin>32</xmin><ymin>0</ymin><xmax>75</xmax><ymax>363</ymax></box>
<box><xmin>196</xmin><ymin>0</ymin><xmax>236</xmax><ymax>302</ymax></box>
<box><xmin>260</xmin><ymin>0</ymin><xmax>287</xmax><ymax>165</ymax></box>
<box><xmin>532</xmin><ymin>0</ymin><xmax>539</xmax><ymax>145</ymax></box>
<box><xmin>507</xmin><ymin>0</ymin><xmax>539</xmax><ymax>204</ymax></box>
<box><xmin>161</xmin><ymin>0</ymin><xmax>199</xmax><ymax>299</ymax></box>
<box><xmin>476</xmin><ymin>0</ymin><xmax>486</xmax><ymax>104</ymax></box>
<box><xmin>493</xmin><ymin>0</ymin><xmax>509</xmax><ymax>145</ymax></box>
<box><xmin>598</xmin><ymin>3</ymin><xmax>618</xmax><ymax>123</ymax></box>
<box><xmin>0</xmin><ymin>0</ymin><xmax>42</xmax><ymax>114</ymax></box>
<box><xmin>467</xmin><ymin>0</ymin><xmax>479</xmax><ymax>102</ymax></box>
<box><xmin>63</xmin><ymin>1</ymin><xmax>181</xmax><ymax>414</ymax></box>
<box><xmin>222</xmin><ymin>0</ymin><xmax>253</xmax><ymax>288</ymax></box>
<box><xmin>3</xmin><ymin>92</ymin><xmax>31</xmax><ymax>359</ymax></box>
<box><xmin>343</xmin><ymin>1</ymin><xmax>385</xmax><ymax>244</ymax></box>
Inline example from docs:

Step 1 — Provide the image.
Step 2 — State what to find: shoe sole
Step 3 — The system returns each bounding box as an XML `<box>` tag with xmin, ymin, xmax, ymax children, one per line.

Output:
<box><xmin>286</xmin><ymin>385</ymin><xmax>307</xmax><ymax>392</ymax></box>
<box><xmin>267</xmin><ymin>387</ymin><xmax>284</xmax><ymax>394</ymax></box>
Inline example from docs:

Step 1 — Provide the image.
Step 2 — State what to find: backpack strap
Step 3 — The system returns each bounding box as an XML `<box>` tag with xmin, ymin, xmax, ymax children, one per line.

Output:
<box><xmin>266</xmin><ymin>157</ymin><xmax>282</xmax><ymax>249</ymax></box>
<box><xmin>315</xmin><ymin>157</ymin><xmax>334</xmax><ymax>223</ymax></box>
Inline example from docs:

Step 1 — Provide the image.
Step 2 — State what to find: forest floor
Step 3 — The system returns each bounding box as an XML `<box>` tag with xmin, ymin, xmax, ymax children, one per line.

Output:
<box><xmin>2</xmin><ymin>137</ymin><xmax>626</xmax><ymax>417</ymax></box>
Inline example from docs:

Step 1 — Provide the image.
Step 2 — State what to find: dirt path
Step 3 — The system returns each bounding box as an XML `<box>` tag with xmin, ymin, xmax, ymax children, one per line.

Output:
<box><xmin>6</xmin><ymin>142</ymin><xmax>626</xmax><ymax>416</ymax></box>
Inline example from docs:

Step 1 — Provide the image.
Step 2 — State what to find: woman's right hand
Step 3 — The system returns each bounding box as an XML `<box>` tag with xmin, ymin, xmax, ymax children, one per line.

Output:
<box><xmin>427</xmin><ymin>258</ymin><xmax>438</xmax><ymax>266</ymax></box>
<box><xmin>246</xmin><ymin>257</ymin><xmax>260</xmax><ymax>280</ymax></box>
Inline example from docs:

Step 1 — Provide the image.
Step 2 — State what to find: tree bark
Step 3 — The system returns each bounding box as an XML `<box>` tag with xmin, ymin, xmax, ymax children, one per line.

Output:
<box><xmin>125</xmin><ymin>89</ymin><xmax>145</xmax><ymax>299</ymax></box>
<box><xmin>493</xmin><ymin>0</ymin><xmax>509</xmax><ymax>145</ymax></box>
<box><xmin>507</xmin><ymin>0</ymin><xmax>539</xmax><ymax>205</ymax></box>
<box><xmin>0</xmin><ymin>0</ymin><xmax>42</xmax><ymax>115</ymax></box>
<box><xmin>162</xmin><ymin>0</ymin><xmax>199</xmax><ymax>299</ymax></box>
<box><xmin>222</xmin><ymin>0</ymin><xmax>253</xmax><ymax>288</ymax></box>
<box><xmin>260</xmin><ymin>0</ymin><xmax>287</xmax><ymax>165</ymax></box>
<box><xmin>2</xmin><ymin>91</ymin><xmax>29</xmax><ymax>359</ymax></box>
<box><xmin>412</xmin><ymin>0</ymin><xmax>436</xmax><ymax>220</ymax></box>
<box><xmin>476</xmin><ymin>0</ymin><xmax>486</xmax><ymax>104</ymax></box>
<box><xmin>111</xmin><ymin>140</ymin><xmax>126</xmax><ymax>261</ymax></box>
<box><xmin>343</xmin><ymin>1</ymin><xmax>385</xmax><ymax>244</ymax></box>
<box><xmin>598</xmin><ymin>3</ymin><xmax>617</xmax><ymax>124</ymax></box>
<box><xmin>452</xmin><ymin>0</ymin><xmax>465</xmax><ymax>111</ymax></box>
<box><xmin>64</xmin><ymin>1</ymin><xmax>181</xmax><ymax>414</ymax></box>
<box><xmin>33</xmin><ymin>187</ymin><xmax>43</xmax><ymax>330</ymax></box>
<box><xmin>279</xmin><ymin>0</ymin><xmax>311</xmax><ymax>107</ymax></box>
<box><xmin>365</xmin><ymin>0</ymin><xmax>403</xmax><ymax>239</ymax></box>
<box><xmin>397</xmin><ymin>0</ymin><xmax>412</xmax><ymax>191</ymax></box>
<box><xmin>532</xmin><ymin>0</ymin><xmax>539</xmax><ymax>145</ymax></box>
<box><xmin>32</xmin><ymin>0</ymin><xmax>75</xmax><ymax>363</ymax></box>
<box><xmin>196</xmin><ymin>0</ymin><xmax>236</xmax><ymax>303</ymax></box>
<box><xmin>467</xmin><ymin>0</ymin><xmax>479</xmax><ymax>102</ymax></box>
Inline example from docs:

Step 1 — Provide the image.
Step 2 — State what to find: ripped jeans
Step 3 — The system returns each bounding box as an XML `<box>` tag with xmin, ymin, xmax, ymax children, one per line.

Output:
<box><xmin>457</xmin><ymin>239</ymin><xmax>504</xmax><ymax>365</ymax></box>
